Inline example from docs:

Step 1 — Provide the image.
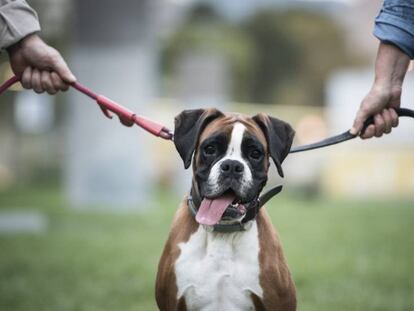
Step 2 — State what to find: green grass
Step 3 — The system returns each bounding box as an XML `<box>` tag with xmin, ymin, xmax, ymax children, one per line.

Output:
<box><xmin>0</xmin><ymin>187</ymin><xmax>413</xmax><ymax>310</ymax></box>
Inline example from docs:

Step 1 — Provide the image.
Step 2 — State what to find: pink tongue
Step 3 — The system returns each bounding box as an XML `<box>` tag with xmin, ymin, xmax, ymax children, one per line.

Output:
<box><xmin>196</xmin><ymin>194</ymin><xmax>235</xmax><ymax>226</ymax></box>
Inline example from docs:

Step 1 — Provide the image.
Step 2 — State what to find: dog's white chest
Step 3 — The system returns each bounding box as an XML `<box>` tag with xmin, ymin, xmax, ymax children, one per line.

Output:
<box><xmin>175</xmin><ymin>222</ymin><xmax>263</xmax><ymax>311</ymax></box>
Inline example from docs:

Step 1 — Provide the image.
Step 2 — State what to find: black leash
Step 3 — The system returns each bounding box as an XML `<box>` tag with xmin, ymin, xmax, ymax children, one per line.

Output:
<box><xmin>290</xmin><ymin>108</ymin><xmax>414</xmax><ymax>153</ymax></box>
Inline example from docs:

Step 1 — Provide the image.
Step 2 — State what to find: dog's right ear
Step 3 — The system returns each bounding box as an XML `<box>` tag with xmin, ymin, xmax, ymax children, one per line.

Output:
<box><xmin>174</xmin><ymin>108</ymin><xmax>224</xmax><ymax>169</ymax></box>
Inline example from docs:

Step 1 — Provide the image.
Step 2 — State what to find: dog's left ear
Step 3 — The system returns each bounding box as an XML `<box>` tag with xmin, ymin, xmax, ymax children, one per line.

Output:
<box><xmin>252</xmin><ymin>113</ymin><xmax>295</xmax><ymax>177</ymax></box>
<box><xmin>174</xmin><ymin>108</ymin><xmax>224</xmax><ymax>169</ymax></box>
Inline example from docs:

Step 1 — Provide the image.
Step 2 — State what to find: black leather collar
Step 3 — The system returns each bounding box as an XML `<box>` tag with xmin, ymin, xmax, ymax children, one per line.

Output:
<box><xmin>187</xmin><ymin>185</ymin><xmax>283</xmax><ymax>233</ymax></box>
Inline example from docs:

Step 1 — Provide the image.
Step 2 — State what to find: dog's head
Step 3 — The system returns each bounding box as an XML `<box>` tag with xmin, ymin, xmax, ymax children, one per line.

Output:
<box><xmin>174</xmin><ymin>108</ymin><xmax>295</xmax><ymax>226</ymax></box>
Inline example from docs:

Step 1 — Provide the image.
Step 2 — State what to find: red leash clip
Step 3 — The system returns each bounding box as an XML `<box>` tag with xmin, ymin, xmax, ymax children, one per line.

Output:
<box><xmin>0</xmin><ymin>76</ymin><xmax>173</xmax><ymax>141</ymax></box>
<box><xmin>71</xmin><ymin>81</ymin><xmax>173</xmax><ymax>140</ymax></box>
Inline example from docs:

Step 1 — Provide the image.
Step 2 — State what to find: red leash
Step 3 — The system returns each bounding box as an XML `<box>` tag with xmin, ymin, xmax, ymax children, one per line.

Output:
<box><xmin>0</xmin><ymin>75</ymin><xmax>174</xmax><ymax>140</ymax></box>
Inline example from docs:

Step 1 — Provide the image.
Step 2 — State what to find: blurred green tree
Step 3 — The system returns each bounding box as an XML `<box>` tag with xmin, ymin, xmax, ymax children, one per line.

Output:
<box><xmin>161</xmin><ymin>4</ymin><xmax>254</xmax><ymax>101</ymax></box>
<box><xmin>244</xmin><ymin>9</ymin><xmax>353</xmax><ymax>106</ymax></box>
<box><xmin>162</xmin><ymin>5</ymin><xmax>355</xmax><ymax>105</ymax></box>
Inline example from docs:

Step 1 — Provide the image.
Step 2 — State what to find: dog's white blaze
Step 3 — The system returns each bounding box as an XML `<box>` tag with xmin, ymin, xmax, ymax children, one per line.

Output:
<box><xmin>208</xmin><ymin>122</ymin><xmax>253</xmax><ymax>194</ymax></box>
<box><xmin>227</xmin><ymin>122</ymin><xmax>245</xmax><ymax>160</ymax></box>
<box><xmin>175</xmin><ymin>222</ymin><xmax>263</xmax><ymax>310</ymax></box>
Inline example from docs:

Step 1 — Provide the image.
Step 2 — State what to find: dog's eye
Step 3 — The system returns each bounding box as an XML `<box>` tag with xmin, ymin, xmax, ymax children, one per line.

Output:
<box><xmin>250</xmin><ymin>149</ymin><xmax>262</xmax><ymax>160</ymax></box>
<box><xmin>204</xmin><ymin>144</ymin><xmax>217</xmax><ymax>155</ymax></box>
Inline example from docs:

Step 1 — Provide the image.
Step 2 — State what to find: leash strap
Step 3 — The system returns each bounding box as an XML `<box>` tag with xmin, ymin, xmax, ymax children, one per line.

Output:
<box><xmin>2</xmin><ymin>75</ymin><xmax>414</xmax><ymax>151</ymax></box>
<box><xmin>0</xmin><ymin>75</ymin><xmax>174</xmax><ymax>140</ymax></box>
<box><xmin>290</xmin><ymin>108</ymin><xmax>414</xmax><ymax>153</ymax></box>
<box><xmin>258</xmin><ymin>185</ymin><xmax>283</xmax><ymax>208</ymax></box>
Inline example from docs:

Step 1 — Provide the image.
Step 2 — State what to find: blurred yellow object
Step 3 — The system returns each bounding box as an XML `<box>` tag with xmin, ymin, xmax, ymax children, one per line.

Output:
<box><xmin>321</xmin><ymin>148</ymin><xmax>414</xmax><ymax>199</ymax></box>
<box><xmin>295</xmin><ymin>114</ymin><xmax>328</xmax><ymax>145</ymax></box>
<box><xmin>0</xmin><ymin>62</ymin><xmax>22</xmax><ymax>91</ymax></box>
<box><xmin>0</xmin><ymin>165</ymin><xmax>14</xmax><ymax>191</ymax></box>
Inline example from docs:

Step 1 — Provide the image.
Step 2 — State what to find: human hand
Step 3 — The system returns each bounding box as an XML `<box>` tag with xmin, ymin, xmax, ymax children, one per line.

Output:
<box><xmin>351</xmin><ymin>84</ymin><xmax>401</xmax><ymax>139</ymax></box>
<box><xmin>7</xmin><ymin>34</ymin><xmax>76</xmax><ymax>94</ymax></box>
<box><xmin>351</xmin><ymin>43</ymin><xmax>410</xmax><ymax>139</ymax></box>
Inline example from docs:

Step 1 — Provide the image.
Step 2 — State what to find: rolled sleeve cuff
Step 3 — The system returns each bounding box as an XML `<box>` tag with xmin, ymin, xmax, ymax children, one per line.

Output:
<box><xmin>0</xmin><ymin>0</ymin><xmax>41</xmax><ymax>50</ymax></box>
<box><xmin>374</xmin><ymin>13</ymin><xmax>414</xmax><ymax>59</ymax></box>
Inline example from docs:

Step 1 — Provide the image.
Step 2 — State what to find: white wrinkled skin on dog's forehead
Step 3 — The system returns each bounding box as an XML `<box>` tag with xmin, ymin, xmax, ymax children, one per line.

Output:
<box><xmin>207</xmin><ymin>122</ymin><xmax>253</xmax><ymax>195</ymax></box>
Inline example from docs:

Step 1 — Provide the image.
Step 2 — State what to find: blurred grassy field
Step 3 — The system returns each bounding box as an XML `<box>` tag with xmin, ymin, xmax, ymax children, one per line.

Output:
<box><xmin>0</xmin><ymin>187</ymin><xmax>413</xmax><ymax>311</ymax></box>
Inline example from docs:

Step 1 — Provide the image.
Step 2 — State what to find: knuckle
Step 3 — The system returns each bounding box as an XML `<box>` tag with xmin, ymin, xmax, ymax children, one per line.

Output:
<box><xmin>41</xmin><ymin>74</ymin><xmax>49</xmax><ymax>84</ymax></box>
<box><xmin>375</xmin><ymin>116</ymin><xmax>384</xmax><ymax>127</ymax></box>
<box><xmin>21</xmin><ymin>77</ymin><xmax>30</xmax><ymax>87</ymax></box>
<box><xmin>360</xmin><ymin>106</ymin><xmax>371</xmax><ymax>115</ymax></box>
<box><xmin>49</xmin><ymin>52</ymin><xmax>61</xmax><ymax>64</ymax></box>
<box><xmin>376</xmin><ymin>120</ymin><xmax>384</xmax><ymax>129</ymax></box>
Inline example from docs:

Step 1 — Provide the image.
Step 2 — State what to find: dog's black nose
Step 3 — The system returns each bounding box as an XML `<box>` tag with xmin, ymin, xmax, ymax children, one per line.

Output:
<box><xmin>220</xmin><ymin>160</ymin><xmax>244</xmax><ymax>177</ymax></box>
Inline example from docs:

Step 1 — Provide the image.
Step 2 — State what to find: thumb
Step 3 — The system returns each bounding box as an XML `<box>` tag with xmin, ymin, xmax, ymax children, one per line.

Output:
<box><xmin>350</xmin><ymin>109</ymin><xmax>368</xmax><ymax>135</ymax></box>
<box><xmin>51</xmin><ymin>54</ymin><xmax>76</xmax><ymax>84</ymax></box>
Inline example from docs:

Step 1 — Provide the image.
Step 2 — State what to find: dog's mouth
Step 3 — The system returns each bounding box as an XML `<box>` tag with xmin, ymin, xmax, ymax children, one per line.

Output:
<box><xmin>195</xmin><ymin>190</ymin><xmax>247</xmax><ymax>226</ymax></box>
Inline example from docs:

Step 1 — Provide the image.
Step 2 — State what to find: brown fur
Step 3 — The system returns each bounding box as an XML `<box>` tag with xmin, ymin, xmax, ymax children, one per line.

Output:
<box><xmin>156</xmin><ymin>112</ymin><xmax>296</xmax><ymax>310</ymax></box>
<box><xmin>256</xmin><ymin>209</ymin><xmax>297</xmax><ymax>310</ymax></box>
<box><xmin>155</xmin><ymin>200</ymin><xmax>198</xmax><ymax>311</ymax></box>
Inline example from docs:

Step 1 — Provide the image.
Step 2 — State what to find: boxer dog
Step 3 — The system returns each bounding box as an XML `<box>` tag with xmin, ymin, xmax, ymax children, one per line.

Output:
<box><xmin>156</xmin><ymin>108</ymin><xmax>296</xmax><ymax>311</ymax></box>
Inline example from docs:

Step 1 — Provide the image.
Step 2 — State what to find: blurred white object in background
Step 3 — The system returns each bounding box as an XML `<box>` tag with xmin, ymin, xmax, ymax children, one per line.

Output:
<box><xmin>0</xmin><ymin>211</ymin><xmax>48</xmax><ymax>234</ymax></box>
<box><xmin>65</xmin><ymin>0</ymin><xmax>158</xmax><ymax>209</ymax></box>
<box><xmin>14</xmin><ymin>92</ymin><xmax>54</xmax><ymax>134</ymax></box>
<box><xmin>174</xmin><ymin>52</ymin><xmax>230</xmax><ymax>108</ymax></box>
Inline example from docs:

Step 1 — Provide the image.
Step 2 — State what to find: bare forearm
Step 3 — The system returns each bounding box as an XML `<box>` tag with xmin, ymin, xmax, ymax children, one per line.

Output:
<box><xmin>374</xmin><ymin>43</ymin><xmax>410</xmax><ymax>89</ymax></box>
<box><xmin>351</xmin><ymin>43</ymin><xmax>410</xmax><ymax>138</ymax></box>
